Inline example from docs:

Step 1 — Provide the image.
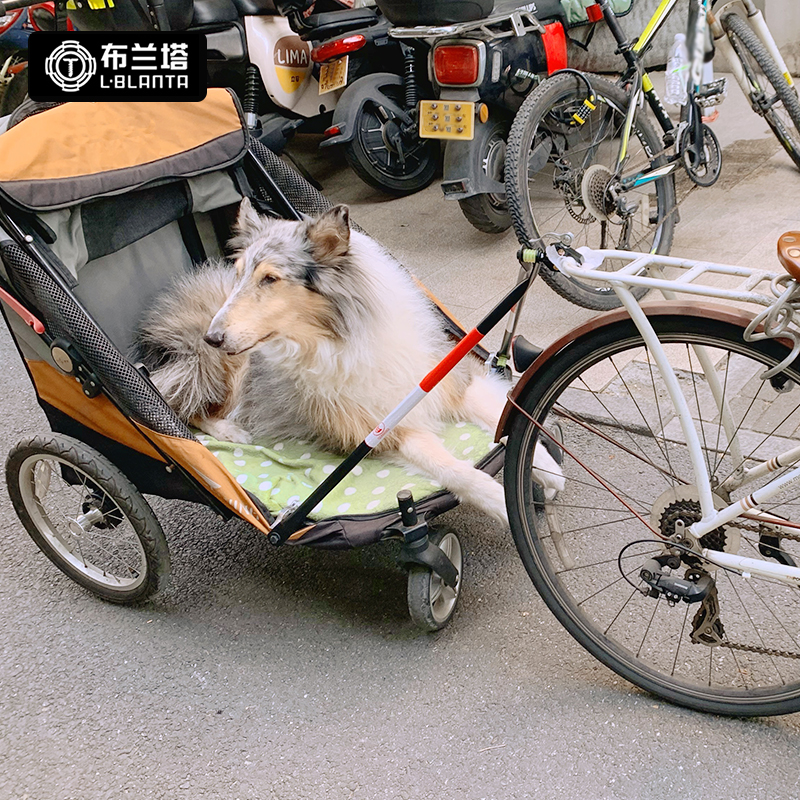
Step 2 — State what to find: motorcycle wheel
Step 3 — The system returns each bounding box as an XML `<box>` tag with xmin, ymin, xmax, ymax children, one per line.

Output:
<box><xmin>457</xmin><ymin>117</ymin><xmax>512</xmax><ymax>234</ymax></box>
<box><xmin>344</xmin><ymin>85</ymin><xmax>439</xmax><ymax>197</ymax></box>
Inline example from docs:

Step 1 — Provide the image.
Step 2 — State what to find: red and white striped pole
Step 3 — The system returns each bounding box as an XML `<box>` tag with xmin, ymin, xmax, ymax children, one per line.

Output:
<box><xmin>269</xmin><ymin>274</ymin><xmax>533</xmax><ymax>545</ymax></box>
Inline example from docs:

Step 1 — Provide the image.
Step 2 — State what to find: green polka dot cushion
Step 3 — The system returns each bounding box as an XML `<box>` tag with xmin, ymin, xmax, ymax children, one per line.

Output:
<box><xmin>196</xmin><ymin>422</ymin><xmax>494</xmax><ymax>519</ymax></box>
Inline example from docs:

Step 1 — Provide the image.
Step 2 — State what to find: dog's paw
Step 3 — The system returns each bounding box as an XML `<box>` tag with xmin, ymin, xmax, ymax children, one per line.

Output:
<box><xmin>476</xmin><ymin>475</ymin><xmax>509</xmax><ymax>526</ymax></box>
<box><xmin>532</xmin><ymin>443</ymin><xmax>565</xmax><ymax>501</ymax></box>
<box><xmin>200</xmin><ymin>418</ymin><xmax>253</xmax><ymax>445</ymax></box>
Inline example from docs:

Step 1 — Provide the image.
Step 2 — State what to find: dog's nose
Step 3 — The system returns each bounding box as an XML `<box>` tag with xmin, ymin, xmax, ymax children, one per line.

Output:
<box><xmin>204</xmin><ymin>331</ymin><xmax>225</xmax><ymax>348</ymax></box>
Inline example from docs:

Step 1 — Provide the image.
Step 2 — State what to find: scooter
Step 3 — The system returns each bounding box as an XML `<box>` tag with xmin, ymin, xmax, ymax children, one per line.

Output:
<box><xmin>316</xmin><ymin>14</ymin><xmax>440</xmax><ymax>196</ymax></box>
<box><xmin>376</xmin><ymin>0</ymin><xmax>572</xmax><ymax>233</ymax></box>
<box><xmin>66</xmin><ymin>0</ymin><xmax>439</xmax><ymax>193</ymax></box>
<box><xmin>65</xmin><ymin>0</ymin><xmax>388</xmax><ymax>154</ymax></box>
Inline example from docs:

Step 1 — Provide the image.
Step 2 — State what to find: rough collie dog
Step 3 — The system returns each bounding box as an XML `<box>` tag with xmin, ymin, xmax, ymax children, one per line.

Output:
<box><xmin>137</xmin><ymin>200</ymin><xmax>563</xmax><ymax>522</ymax></box>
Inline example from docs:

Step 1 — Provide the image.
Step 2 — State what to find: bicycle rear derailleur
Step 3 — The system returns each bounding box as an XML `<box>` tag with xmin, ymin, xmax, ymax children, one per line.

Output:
<box><xmin>638</xmin><ymin>554</ymin><xmax>714</xmax><ymax>605</ymax></box>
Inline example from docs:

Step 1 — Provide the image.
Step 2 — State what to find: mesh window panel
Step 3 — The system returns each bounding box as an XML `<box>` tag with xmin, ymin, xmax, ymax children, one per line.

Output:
<box><xmin>249</xmin><ymin>140</ymin><xmax>334</xmax><ymax>219</ymax></box>
<box><xmin>0</xmin><ymin>241</ymin><xmax>192</xmax><ymax>440</ymax></box>
<box><xmin>248</xmin><ymin>142</ymin><xmax>366</xmax><ymax>236</ymax></box>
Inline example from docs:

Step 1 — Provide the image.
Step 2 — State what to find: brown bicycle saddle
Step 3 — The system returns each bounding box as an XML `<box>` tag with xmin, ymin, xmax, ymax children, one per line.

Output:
<box><xmin>777</xmin><ymin>232</ymin><xmax>800</xmax><ymax>280</ymax></box>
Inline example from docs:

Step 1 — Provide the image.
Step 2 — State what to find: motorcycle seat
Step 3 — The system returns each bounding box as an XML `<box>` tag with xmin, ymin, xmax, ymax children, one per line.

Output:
<box><xmin>192</xmin><ymin>0</ymin><xmax>240</xmax><ymax>25</ymax></box>
<box><xmin>303</xmin><ymin>7</ymin><xmax>380</xmax><ymax>39</ymax></box>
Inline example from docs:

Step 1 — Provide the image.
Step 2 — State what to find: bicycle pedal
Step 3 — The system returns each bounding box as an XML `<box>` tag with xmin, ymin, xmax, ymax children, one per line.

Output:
<box><xmin>697</xmin><ymin>77</ymin><xmax>728</xmax><ymax>108</ymax></box>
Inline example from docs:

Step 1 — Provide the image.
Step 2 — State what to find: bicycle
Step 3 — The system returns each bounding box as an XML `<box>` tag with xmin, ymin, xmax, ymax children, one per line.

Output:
<box><xmin>498</xmin><ymin>231</ymin><xmax>800</xmax><ymax>716</ymax></box>
<box><xmin>503</xmin><ymin>0</ymin><xmax>800</xmax><ymax>311</ymax></box>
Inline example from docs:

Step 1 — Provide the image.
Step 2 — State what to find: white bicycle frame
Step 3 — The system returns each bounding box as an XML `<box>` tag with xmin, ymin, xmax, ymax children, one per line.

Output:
<box><xmin>546</xmin><ymin>244</ymin><xmax>800</xmax><ymax>588</ymax></box>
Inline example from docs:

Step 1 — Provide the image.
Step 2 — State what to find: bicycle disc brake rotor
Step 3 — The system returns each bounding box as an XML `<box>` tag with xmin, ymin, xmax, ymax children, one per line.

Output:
<box><xmin>580</xmin><ymin>164</ymin><xmax>617</xmax><ymax>221</ymax></box>
<box><xmin>679</xmin><ymin>122</ymin><xmax>722</xmax><ymax>187</ymax></box>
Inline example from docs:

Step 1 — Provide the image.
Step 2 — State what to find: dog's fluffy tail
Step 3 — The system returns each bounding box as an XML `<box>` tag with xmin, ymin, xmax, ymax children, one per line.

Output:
<box><xmin>134</xmin><ymin>263</ymin><xmax>239</xmax><ymax>422</ymax></box>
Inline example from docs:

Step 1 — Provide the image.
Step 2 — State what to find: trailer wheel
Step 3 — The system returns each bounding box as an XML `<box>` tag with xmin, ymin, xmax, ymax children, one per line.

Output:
<box><xmin>6</xmin><ymin>434</ymin><xmax>170</xmax><ymax>603</ymax></box>
<box><xmin>407</xmin><ymin>528</ymin><xmax>463</xmax><ymax>632</ymax></box>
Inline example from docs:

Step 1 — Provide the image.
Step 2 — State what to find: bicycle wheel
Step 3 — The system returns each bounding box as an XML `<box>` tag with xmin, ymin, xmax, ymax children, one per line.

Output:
<box><xmin>506</xmin><ymin>314</ymin><xmax>800</xmax><ymax>716</ymax></box>
<box><xmin>505</xmin><ymin>73</ymin><xmax>676</xmax><ymax>311</ymax></box>
<box><xmin>7</xmin><ymin>434</ymin><xmax>170</xmax><ymax>603</ymax></box>
<box><xmin>723</xmin><ymin>12</ymin><xmax>800</xmax><ymax>170</ymax></box>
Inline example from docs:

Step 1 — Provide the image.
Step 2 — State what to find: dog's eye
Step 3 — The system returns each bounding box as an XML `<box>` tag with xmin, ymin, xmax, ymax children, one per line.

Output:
<box><xmin>260</xmin><ymin>274</ymin><xmax>279</xmax><ymax>287</ymax></box>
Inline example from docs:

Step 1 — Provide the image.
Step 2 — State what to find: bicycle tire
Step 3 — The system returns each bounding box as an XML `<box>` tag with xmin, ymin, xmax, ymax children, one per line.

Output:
<box><xmin>723</xmin><ymin>12</ymin><xmax>800</xmax><ymax>170</ymax></box>
<box><xmin>506</xmin><ymin>314</ymin><xmax>800</xmax><ymax>716</ymax></box>
<box><xmin>505</xmin><ymin>73</ymin><xmax>676</xmax><ymax>311</ymax></box>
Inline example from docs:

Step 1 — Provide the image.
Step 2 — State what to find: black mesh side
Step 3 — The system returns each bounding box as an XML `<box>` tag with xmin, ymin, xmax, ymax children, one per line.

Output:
<box><xmin>0</xmin><ymin>240</ymin><xmax>192</xmax><ymax>440</ymax></box>
<box><xmin>248</xmin><ymin>140</ymin><xmax>336</xmax><ymax>220</ymax></box>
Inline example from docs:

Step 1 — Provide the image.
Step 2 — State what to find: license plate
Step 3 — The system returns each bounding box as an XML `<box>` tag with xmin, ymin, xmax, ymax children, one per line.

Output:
<box><xmin>318</xmin><ymin>56</ymin><xmax>348</xmax><ymax>95</ymax></box>
<box><xmin>418</xmin><ymin>100</ymin><xmax>475</xmax><ymax>140</ymax></box>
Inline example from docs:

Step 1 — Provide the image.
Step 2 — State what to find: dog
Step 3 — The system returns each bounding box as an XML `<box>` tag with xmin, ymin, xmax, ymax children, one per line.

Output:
<box><xmin>137</xmin><ymin>200</ymin><xmax>563</xmax><ymax>522</ymax></box>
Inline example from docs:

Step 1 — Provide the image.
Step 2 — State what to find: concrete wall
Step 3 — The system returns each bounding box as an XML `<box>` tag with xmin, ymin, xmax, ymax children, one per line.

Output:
<box><xmin>761</xmin><ymin>0</ymin><xmax>800</xmax><ymax>75</ymax></box>
<box><xmin>568</xmin><ymin>0</ymin><xmax>799</xmax><ymax>75</ymax></box>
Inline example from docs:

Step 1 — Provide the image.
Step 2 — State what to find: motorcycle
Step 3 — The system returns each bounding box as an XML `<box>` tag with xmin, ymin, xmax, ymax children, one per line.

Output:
<box><xmin>338</xmin><ymin>0</ymin><xmax>567</xmax><ymax>233</ymax></box>
<box><xmin>371</xmin><ymin>0</ymin><xmax>575</xmax><ymax>233</ymax></box>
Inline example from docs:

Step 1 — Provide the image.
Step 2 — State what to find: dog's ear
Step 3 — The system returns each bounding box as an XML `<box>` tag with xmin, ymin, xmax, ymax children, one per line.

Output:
<box><xmin>306</xmin><ymin>205</ymin><xmax>351</xmax><ymax>265</ymax></box>
<box><xmin>234</xmin><ymin>197</ymin><xmax>263</xmax><ymax>240</ymax></box>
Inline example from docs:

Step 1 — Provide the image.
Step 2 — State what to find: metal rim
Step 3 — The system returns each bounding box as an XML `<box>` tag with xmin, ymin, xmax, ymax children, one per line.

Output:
<box><xmin>18</xmin><ymin>453</ymin><xmax>147</xmax><ymax>591</ymax></box>
<box><xmin>429</xmin><ymin>532</ymin><xmax>462</xmax><ymax>624</ymax></box>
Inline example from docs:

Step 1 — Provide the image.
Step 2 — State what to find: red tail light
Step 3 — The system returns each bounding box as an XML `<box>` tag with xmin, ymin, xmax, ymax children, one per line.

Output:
<box><xmin>433</xmin><ymin>44</ymin><xmax>481</xmax><ymax>86</ymax></box>
<box><xmin>311</xmin><ymin>35</ymin><xmax>366</xmax><ymax>64</ymax></box>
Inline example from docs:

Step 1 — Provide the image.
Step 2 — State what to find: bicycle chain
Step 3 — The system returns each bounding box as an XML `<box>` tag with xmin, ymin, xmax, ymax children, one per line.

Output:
<box><xmin>733</xmin><ymin>518</ymin><xmax>800</xmax><ymax>542</ymax></box>
<box><xmin>661</xmin><ymin>504</ymin><xmax>800</xmax><ymax>657</ymax></box>
<box><xmin>719</xmin><ymin>640</ymin><xmax>800</xmax><ymax>659</ymax></box>
<box><xmin>561</xmin><ymin>138</ymin><xmax>701</xmax><ymax>227</ymax></box>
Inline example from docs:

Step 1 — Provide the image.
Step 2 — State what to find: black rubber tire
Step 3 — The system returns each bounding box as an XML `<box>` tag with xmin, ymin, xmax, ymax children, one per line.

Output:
<box><xmin>0</xmin><ymin>67</ymin><xmax>27</xmax><ymax>117</ymax></box>
<box><xmin>505</xmin><ymin>73</ymin><xmax>676</xmax><ymax>311</ymax></box>
<box><xmin>6</xmin><ymin>434</ymin><xmax>170</xmax><ymax>603</ymax></box>
<box><xmin>407</xmin><ymin>528</ymin><xmax>463</xmax><ymax>632</ymax></box>
<box><xmin>458</xmin><ymin>193</ymin><xmax>512</xmax><ymax>234</ymax></box>
<box><xmin>723</xmin><ymin>12</ymin><xmax>800</xmax><ymax>170</ymax></box>
<box><xmin>344</xmin><ymin>84</ymin><xmax>439</xmax><ymax>197</ymax></box>
<box><xmin>457</xmin><ymin>117</ymin><xmax>512</xmax><ymax>233</ymax></box>
<box><xmin>505</xmin><ymin>315</ymin><xmax>800</xmax><ymax>716</ymax></box>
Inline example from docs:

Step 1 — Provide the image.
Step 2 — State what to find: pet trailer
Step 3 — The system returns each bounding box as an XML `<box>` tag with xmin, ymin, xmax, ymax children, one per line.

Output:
<box><xmin>0</xmin><ymin>90</ymin><xmax>506</xmax><ymax>631</ymax></box>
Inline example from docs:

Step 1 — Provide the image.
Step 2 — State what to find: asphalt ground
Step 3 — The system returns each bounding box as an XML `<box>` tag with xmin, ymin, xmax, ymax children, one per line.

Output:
<box><xmin>3</xmin><ymin>73</ymin><xmax>800</xmax><ymax>799</ymax></box>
